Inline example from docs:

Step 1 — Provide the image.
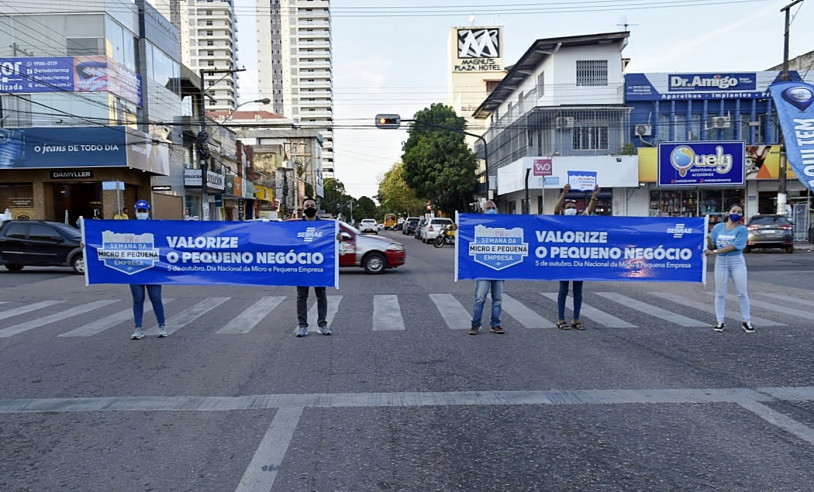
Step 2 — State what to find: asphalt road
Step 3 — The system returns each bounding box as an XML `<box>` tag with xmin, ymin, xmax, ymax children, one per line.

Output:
<box><xmin>1</xmin><ymin>232</ymin><xmax>814</xmax><ymax>491</ymax></box>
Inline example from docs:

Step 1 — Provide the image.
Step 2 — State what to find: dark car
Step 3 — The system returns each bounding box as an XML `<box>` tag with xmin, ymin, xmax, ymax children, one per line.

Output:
<box><xmin>745</xmin><ymin>214</ymin><xmax>794</xmax><ymax>254</ymax></box>
<box><xmin>402</xmin><ymin>217</ymin><xmax>420</xmax><ymax>235</ymax></box>
<box><xmin>0</xmin><ymin>220</ymin><xmax>85</xmax><ymax>273</ymax></box>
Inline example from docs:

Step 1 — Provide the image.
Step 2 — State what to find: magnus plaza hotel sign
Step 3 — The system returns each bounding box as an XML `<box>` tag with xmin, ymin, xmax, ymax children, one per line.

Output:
<box><xmin>454</xmin><ymin>28</ymin><xmax>502</xmax><ymax>72</ymax></box>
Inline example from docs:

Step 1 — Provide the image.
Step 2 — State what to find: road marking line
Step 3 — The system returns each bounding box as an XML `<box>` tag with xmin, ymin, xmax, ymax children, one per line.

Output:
<box><xmin>541</xmin><ymin>292</ymin><xmax>635</xmax><ymax>328</ymax></box>
<box><xmin>0</xmin><ymin>300</ymin><xmax>65</xmax><ymax>321</ymax></box>
<box><xmin>143</xmin><ymin>297</ymin><xmax>230</xmax><ymax>336</ymax></box>
<box><xmin>429</xmin><ymin>293</ymin><xmax>471</xmax><ymax>330</ymax></box>
<box><xmin>235</xmin><ymin>406</ymin><xmax>303</xmax><ymax>492</ymax></box>
<box><xmin>501</xmin><ymin>294</ymin><xmax>552</xmax><ymax>328</ymax></box>
<box><xmin>59</xmin><ymin>299</ymin><xmax>176</xmax><ymax>337</ymax></box>
<box><xmin>0</xmin><ymin>300</ymin><xmax>118</xmax><ymax>338</ymax></box>
<box><xmin>754</xmin><ymin>292</ymin><xmax>814</xmax><ymax>308</ymax></box>
<box><xmin>305</xmin><ymin>295</ymin><xmax>342</xmax><ymax>331</ymax></box>
<box><xmin>736</xmin><ymin>295</ymin><xmax>814</xmax><ymax>320</ymax></box>
<box><xmin>217</xmin><ymin>297</ymin><xmax>285</xmax><ymax>334</ymax></box>
<box><xmin>651</xmin><ymin>292</ymin><xmax>780</xmax><ymax>327</ymax></box>
<box><xmin>373</xmin><ymin>295</ymin><xmax>405</xmax><ymax>331</ymax></box>
<box><xmin>737</xmin><ymin>400</ymin><xmax>814</xmax><ymax>446</ymax></box>
<box><xmin>596</xmin><ymin>292</ymin><xmax>707</xmax><ymax>327</ymax></box>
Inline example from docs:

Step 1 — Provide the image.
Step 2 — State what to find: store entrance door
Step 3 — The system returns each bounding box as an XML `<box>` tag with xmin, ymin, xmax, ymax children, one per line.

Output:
<box><xmin>53</xmin><ymin>183</ymin><xmax>101</xmax><ymax>226</ymax></box>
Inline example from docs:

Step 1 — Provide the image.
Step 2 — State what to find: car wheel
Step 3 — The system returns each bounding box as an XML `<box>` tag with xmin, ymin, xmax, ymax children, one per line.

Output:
<box><xmin>786</xmin><ymin>245</ymin><xmax>794</xmax><ymax>254</ymax></box>
<box><xmin>4</xmin><ymin>264</ymin><xmax>24</xmax><ymax>272</ymax></box>
<box><xmin>363</xmin><ymin>252</ymin><xmax>386</xmax><ymax>274</ymax></box>
<box><xmin>72</xmin><ymin>255</ymin><xmax>85</xmax><ymax>274</ymax></box>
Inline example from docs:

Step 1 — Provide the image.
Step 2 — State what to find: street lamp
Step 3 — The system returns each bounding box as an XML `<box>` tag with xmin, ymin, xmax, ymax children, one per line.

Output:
<box><xmin>226</xmin><ymin>98</ymin><xmax>271</xmax><ymax>119</ymax></box>
<box><xmin>199</xmin><ymin>67</ymin><xmax>245</xmax><ymax>221</ymax></box>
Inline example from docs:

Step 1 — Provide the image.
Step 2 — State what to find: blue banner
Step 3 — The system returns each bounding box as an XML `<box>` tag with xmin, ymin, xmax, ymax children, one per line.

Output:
<box><xmin>82</xmin><ymin>220</ymin><xmax>338</xmax><ymax>287</ymax></box>
<box><xmin>455</xmin><ymin>214</ymin><xmax>706</xmax><ymax>282</ymax></box>
<box><xmin>658</xmin><ymin>141</ymin><xmax>745</xmax><ymax>187</ymax></box>
<box><xmin>0</xmin><ymin>126</ymin><xmax>131</xmax><ymax>169</ymax></box>
<box><xmin>769</xmin><ymin>81</ymin><xmax>814</xmax><ymax>193</ymax></box>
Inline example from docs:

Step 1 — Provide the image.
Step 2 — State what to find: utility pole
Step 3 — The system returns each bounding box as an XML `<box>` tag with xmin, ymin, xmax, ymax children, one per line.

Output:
<box><xmin>777</xmin><ymin>0</ymin><xmax>803</xmax><ymax>215</ymax></box>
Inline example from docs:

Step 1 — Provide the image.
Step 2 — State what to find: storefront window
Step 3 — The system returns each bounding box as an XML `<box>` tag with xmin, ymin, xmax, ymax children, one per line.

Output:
<box><xmin>651</xmin><ymin>189</ymin><xmax>744</xmax><ymax>222</ymax></box>
<box><xmin>0</xmin><ymin>184</ymin><xmax>34</xmax><ymax>219</ymax></box>
<box><xmin>184</xmin><ymin>195</ymin><xmax>200</xmax><ymax>220</ymax></box>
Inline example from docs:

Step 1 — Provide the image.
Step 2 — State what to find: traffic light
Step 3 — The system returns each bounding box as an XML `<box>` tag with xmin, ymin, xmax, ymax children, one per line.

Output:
<box><xmin>375</xmin><ymin>114</ymin><xmax>401</xmax><ymax>129</ymax></box>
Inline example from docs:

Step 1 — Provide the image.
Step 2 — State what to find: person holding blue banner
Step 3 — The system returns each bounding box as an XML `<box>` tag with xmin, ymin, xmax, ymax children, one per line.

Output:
<box><xmin>468</xmin><ymin>200</ymin><xmax>505</xmax><ymax>336</ymax></box>
<box><xmin>129</xmin><ymin>200</ymin><xmax>167</xmax><ymax>340</ymax></box>
<box><xmin>295</xmin><ymin>197</ymin><xmax>333</xmax><ymax>337</ymax></box>
<box><xmin>553</xmin><ymin>184</ymin><xmax>600</xmax><ymax>330</ymax></box>
<box><xmin>705</xmin><ymin>203</ymin><xmax>753</xmax><ymax>333</ymax></box>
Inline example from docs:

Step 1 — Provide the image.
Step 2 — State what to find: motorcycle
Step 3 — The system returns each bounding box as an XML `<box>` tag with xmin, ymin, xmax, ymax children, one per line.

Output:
<box><xmin>433</xmin><ymin>224</ymin><xmax>456</xmax><ymax>248</ymax></box>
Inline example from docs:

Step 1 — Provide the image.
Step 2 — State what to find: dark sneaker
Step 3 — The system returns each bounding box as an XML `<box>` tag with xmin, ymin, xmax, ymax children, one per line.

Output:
<box><xmin>490</xmin><ymin>326</ymin><xmax>505</xmax><ymax>334</ymax></box>
<box><xmin>468</xmin><ymin>326</ymin><xmax>479</xmax><ymax>336</ymax></box>
<box><xmin>713</xmin><ymin>322</ymin><xmax>725</xmax><ymax>332</ymax></box>
<box><xmin>742</xmin><ymin>321</ymin><xmax>754</xmax><ymax>333</ymax></box>
<box><xmin>295</xmin><ymin>326</ymin><xmax>308</xmax><ymax>337</ymax></box>
<box><xmin>318</xmin><ymin>325</ymin><xmax>332</xmax><ymax>336</ymax></box>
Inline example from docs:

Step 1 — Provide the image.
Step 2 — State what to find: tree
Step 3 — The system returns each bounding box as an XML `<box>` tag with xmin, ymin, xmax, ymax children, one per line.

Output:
<box><xmin>377</xmin><ymin>162</ymin><xmax>427</xmax><ymax>216</ymax></box>
<box><xmin>322</xmin><ymin>178</ymin><xmax>347</xmax><ymax>215</ymax></box>
<box><xmin>401</xmin><ymin>103</ymin><xmax>478</xmax><ymax>216</ymax></box>
<box><xmin>355</xmin><ymin>196</ymin><xmax>377</xmax><ymax>221</ymax></box>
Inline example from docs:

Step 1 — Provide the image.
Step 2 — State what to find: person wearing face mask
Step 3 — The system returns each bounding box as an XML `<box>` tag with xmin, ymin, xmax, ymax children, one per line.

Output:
<box><xmin>705</xmin><ymin>203</ymin><xmax>753</xmax><ymax>333</ymax></box>
<box><xmin>552</xmin><ymin>184</ymin><xmax>600</xmax><ymax>330</ymax></box>
<box><xmin>129</xmin><ymin>200</ymin><xmax>167</xmax><ymax>340</ymax></box>
<box><xmin>469</xmin><ymin>200</ymin><xmax>505</xmax><ymax>335</ymax></box>
<box><xmin>294</xmin><ymin>197</ymin><xmax>332</xmax><ymax>337</ymax></box>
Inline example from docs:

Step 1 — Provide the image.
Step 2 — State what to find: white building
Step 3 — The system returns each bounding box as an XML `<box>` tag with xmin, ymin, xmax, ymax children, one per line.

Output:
<box><xmin>256</xmin><ymin>0</ymin><xmax>334</xmax><ymax>176</ymax></box>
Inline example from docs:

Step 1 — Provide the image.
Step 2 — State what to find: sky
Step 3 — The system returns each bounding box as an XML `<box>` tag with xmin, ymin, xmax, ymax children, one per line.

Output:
<box><xmin>234</xmin><ymin>0</ymin><xmax>814</xmax><ymax>200</ymax></box>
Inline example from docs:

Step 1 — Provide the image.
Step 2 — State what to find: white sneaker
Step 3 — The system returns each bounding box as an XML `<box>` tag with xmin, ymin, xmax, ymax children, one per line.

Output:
<box><xmin>131</xmin><ymin>327</ymin><xmax>144</xmax><ymax>340</ymax></box>
<box><xmin>157</xmin><ymin>325</ymin><xmax>168</xmax><ymax>338</ymax></box>
<box><xmin>295</xmin><ymin>326</ymin><xmax>308</xmax><ymax>337</ymax></box>
<box><xmin>318</xmin><ymin>325</ymin><xmax>332</xmax><ymax>336</ymax></box>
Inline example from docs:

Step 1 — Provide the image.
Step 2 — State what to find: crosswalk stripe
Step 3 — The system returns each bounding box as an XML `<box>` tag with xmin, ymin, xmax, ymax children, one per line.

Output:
<box><xmin>0</xmin><ymin>300</ymin><xmax>119</xmax><ymax>338</ymax></box>
<box><xmin>501</xmin><ymin>294</ymin><xmax>552</xmax><ymax>328</ymax></box>
<box><xmin>429</xmin><ymin>293</ymin><xmax>471</xmax><ymax>330</ymax></box>
<box><xmin>373</xmin><ymin>295</ymin><xmax>405</xmax><ymax>331</ymax></box>
<box><xmin>651</xmin><ymin>292</ymin><xmax>781</xmax><ymax>327</ymax></box>
<box><xmin>540</xmin><ymin>293</ymin><xmax>636</xmax><ymax>328</ymax></box>
<box><xmin>305</xmin><ymin>295</ymin><xmax>342</xmax><ymax>331</ymax></box>
<box><xmin>734</xmin><ymin>295</ymin><xmax>814</xmax><ymax>321</ymax></box>
<box><xmin>0</xmin><ymin>300</ymin><xmax>65</xmax><ymax>321</ymax></box>
<box><xmin>143</xmin><ymin>297</ymin><xmax>230</xmax><ymax>336</ymax></box>
<box><xmin>596</xmin><ymin>292</ymin><xmax>708</xmax><ymax>327</ymax></box>
<box><xmin>216</xmin><ymin>296</ymin><xmax>285</xmax><ymax>334</ymax></box>
<box><xmin>58</xmin><ymin>299</ymin><xmax>178</xmax><ymax>337</ymax></box>
<box><xmin>754</xmin><ymin>292</ymin><xmax>814</xmax><ymax>309</ymax></box>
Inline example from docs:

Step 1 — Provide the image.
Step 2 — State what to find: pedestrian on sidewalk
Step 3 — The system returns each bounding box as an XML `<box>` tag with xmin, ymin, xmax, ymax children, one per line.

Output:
<box><xmin>553</xmin><ymin>184</ymin><xmax>600</xmax><ymax>330</ymax></box>
<box><xmin>129</xmin><ymin>200</ymin><xmax>167</xmax><ymax>340</ymax></box>
<box><xmin>469</xmin><ymin>200</ymin><xmax>505</xmax><ymax>335</ymax></box>
<box><xmin>705</xmin><ymin>203</ymin><xmax>753</xmax><ymax>333</ymax></box>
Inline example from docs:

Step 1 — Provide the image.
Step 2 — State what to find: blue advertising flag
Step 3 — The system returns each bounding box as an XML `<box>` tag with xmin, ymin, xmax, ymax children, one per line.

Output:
<box><xmin>82</xmin><ymin>220</ymin><xmax>338</xmax><ymax>287</ymax></box>
<box><xmin>769</xmin><ymin>81</ymin><xmax>814</xmax><ymax>193</ymax></box>
<box><xmin>456</xmin><ymin>214</ymin><xmax>706</xmax><ymax>282</ymax></box>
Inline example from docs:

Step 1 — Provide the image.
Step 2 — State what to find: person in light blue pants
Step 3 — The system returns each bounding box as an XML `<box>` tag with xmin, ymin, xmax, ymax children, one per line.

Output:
<box><xmin>469</xmin><ymin>201</ymin><xmax>505</xmax><ymax>335</ymax></box>
<box><xmin>706</xmin><ymin>203</ymin><xmax>753</xmax><ymax>333</ymax></box>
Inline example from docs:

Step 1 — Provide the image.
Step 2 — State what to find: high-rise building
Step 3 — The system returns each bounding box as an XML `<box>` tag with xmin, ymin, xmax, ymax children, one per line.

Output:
<box><xmin>256</xmin><ymin>0</ymin><xmax>333</xmax><ymax>176</ymax></box>
<box><xmin>156</xmin><ymin>0</ymin><xmax>240</xmax><ymax>112</ymax></box>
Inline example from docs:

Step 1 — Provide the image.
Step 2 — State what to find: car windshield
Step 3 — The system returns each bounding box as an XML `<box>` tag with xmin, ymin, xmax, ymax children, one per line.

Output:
<box><xmin>339</xmin><ymin>221</ymin><xmax>362</xmax><ymax>234</ymax></box>
<box><xmin>52</xmin><ymin>222</ymin><xmax>81</xmax><ymax>239</ymax></box>
<box><xmin>751</xmin><ymin>216</ymin><xmax>790</xmax><ymax>226</ymax></box>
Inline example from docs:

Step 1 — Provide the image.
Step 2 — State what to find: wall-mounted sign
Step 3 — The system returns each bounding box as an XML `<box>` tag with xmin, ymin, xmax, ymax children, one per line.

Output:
<box><xmin>152</xmin><ymin>185</ymin><xmax>172</xmax><ymax>191</ymax></box>
<box><xmin>454</xmin><ymin>27</ymin><xmax>503</xmax><ymax>72</ymax></box>
<box><xmin>625</xmin><ymin>72</ymin><xmax>797</xmax><ymax>101</ymax></box>
<box><xmin>658</xmin><ymin>142</ymin><xmax>745</xmax><ymax>187</ymax></box>
<box><xmin>50</xmin><ymin>170</ymin><xmax>93</xmax><ymax>179</ymax></box>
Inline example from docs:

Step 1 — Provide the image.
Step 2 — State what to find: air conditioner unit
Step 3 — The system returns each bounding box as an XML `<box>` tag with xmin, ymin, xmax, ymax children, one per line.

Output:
<box><xmin>634</xmin><ymin>124</ymin><xmax>652</xmax><ymax>137</ymax></box>
<box><xmin>711</xmin><ymin>116</ymin><xmax>731</xmax><ymax>129</ymax></box>
<box><xmin>555</xmin><ymin>116</ymin><xmax>574</xmax><ymax>129</ymax></box>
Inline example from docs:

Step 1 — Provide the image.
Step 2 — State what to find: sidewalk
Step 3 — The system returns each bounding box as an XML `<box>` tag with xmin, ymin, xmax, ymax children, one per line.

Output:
<box><xmin>795</xmin><ymin>241</ymin><xmax>814</xmax><ymax>252</ymax></box>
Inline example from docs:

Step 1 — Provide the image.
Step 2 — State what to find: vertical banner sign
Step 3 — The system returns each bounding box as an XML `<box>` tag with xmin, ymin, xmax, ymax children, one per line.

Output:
<box><xmin>82</xmin><ymin>220</ymin><xmax>338</xmax><ymax>287</ymax></box>
<box><xmin>769</xmin><ymin>81</ymin><xmax>814</xmax><ymax>193</ymax></box>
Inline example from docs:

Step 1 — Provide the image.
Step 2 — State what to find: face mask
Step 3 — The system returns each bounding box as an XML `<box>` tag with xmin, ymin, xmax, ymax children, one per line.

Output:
<box><xmin>729</xmin><ymin>213</ymin><xmax>742</xmax><ymax>223</ymax></box>
<box><xmin>564</xmin><ymin>208</ymin><xmax>578</xmax><ymax>216</ymax></box>
<box><xmin>485</xmin><ymin>208</ymin><xmax>497</xmax><ymax>215</ymax></box>
<box><xmin>304</xmin><ymin>207</ymin><xmax>317</xmax><ymax>218</ymax></box>
<box><xmin>136</xmin><ymin>212</ymin><xmax>149</xmax><ymax>220</ymax></box>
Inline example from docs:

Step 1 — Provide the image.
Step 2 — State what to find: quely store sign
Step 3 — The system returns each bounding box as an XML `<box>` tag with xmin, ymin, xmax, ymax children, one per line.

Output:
<box><xmin>657</xmin><ymin>142</ymin><xmax>745</xmax><ymax>187</ymax></box>
<box><xmin>184</xmin><ymin>169</ymin><xmax>225</xmax><ymax>191</ymax></box>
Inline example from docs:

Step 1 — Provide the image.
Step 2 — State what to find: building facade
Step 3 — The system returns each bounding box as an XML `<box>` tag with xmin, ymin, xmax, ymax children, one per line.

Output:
<box><xmin>256</xmin><ymin>0</ymin><xmax>333</xmax><ymax>176</ymax></box>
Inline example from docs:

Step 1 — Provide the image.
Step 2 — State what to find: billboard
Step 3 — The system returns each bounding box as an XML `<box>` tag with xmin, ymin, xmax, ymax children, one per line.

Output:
<box><xmin>657</xmin><ymin>142</ymin><xmax>745</xmax><ymax>187</ymax></box>
<box><xmin>625</xmin><ymin>72</ymin><xmax>796</xmax><ymax>101</ymax></box>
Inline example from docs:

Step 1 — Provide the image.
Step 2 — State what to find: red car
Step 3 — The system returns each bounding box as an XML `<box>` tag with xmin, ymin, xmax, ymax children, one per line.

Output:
<box><xmin>338</xmin><ymin>221</ymin><xmax>406</xmax><ymax>274</ymax></box>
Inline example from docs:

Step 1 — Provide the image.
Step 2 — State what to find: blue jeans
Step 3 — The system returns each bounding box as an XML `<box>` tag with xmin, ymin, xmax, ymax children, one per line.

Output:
<box><xmin>558</xmin><ymin>281</ymin><xmax>584</xmax><ymax>321</ymax></box>
<box><xmin>714</xmin><ymin>254</ymin><xmax>751</xmax><ymax>323</ymax></box>
<box><xmin>297</xmin><ymin>286</ymin><xmax>327</xmax><ymax>328</ymax></box>
<box><xmin>472</xmin><ymin>280</ymin><xmax>503</xmax><ymax>328</ymax></box>
<box><xmin>130</xmin><ymin>284</ymin><xmax>165</xmax><ymax>327</ymax></box>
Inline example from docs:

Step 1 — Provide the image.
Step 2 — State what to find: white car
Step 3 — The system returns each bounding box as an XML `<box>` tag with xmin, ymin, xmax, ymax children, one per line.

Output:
<box><xmin>359</xmin><ymin>219</ymin><xmax>378</xmax><ymax>234</ymax></box>
<box><xmin>421</xmin><ymin>217</ymin><xmax>454</xmax><ymax>243</ymax></box>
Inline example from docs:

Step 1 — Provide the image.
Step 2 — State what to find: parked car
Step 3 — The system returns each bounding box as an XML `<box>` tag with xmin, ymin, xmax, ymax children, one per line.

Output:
<box><xmin>0</xmin><ymin>220</ymin><xmax>85</xmax><ymax>273</ymax></box>
<box><xmin>414</xmin><ymin>217</ymin><xmax>428</xmax><ymax>240</ymax></box>
<box><xmin>421</xmin><ymin>217</ymin><xmax>455</xmax><ymax>244</ymax></box>
<box><xmin>745</xmin><ymin>214</ymin><xmax>794</xmax><ymax>253</ymax></box>
<box><xmin>359</xmin><ymin>219</ymin><xmax>378</xmax><ymax>234</ymax></box>
<box><xmin>402</xmin><ymin>217</ymin><xmax>420</xmax><ymax>235</ymax></box>
<box><xmin>338</xmin><ymin>221</ymin><xmax>406</xmax><ymax>274</ymax></box>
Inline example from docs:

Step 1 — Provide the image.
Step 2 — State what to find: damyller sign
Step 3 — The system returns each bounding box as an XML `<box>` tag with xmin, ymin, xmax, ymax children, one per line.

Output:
<box><xmin>82</xmin><ymin>220</ymin><xmax>338</xmax><ymax>287</ymax></box>
<box><xmin>455</xmin><ymin>214</ymin><xmax>707</xmax><ymax>282</ymax></box>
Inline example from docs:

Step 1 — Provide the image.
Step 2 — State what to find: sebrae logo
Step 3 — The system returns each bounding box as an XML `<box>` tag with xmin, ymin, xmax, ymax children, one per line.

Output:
<box><xmin>297</xmin><ymin>227</ymin><xmax>323</xmax><ymax>243</ymax></box>
<box><xmin>458</xmin><ymin>28</ymin><xmax>500</xmax><ymax>58</ymax></box>
<box><xmin>667</xmin><ymin>223</ymin><xmax>693</xmax><ymax>239</ymax></box>
<box><xmin>468</xmin><ymin>224</ymin><xmax>528</xmax><ymax>271</ymax></box>
<box><xmin>97</xmin><ymin>231</ymin><xmax>160</xmax><ymax>274</ymax></box>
